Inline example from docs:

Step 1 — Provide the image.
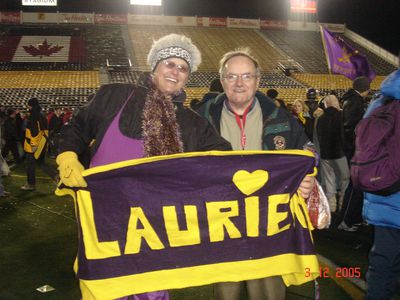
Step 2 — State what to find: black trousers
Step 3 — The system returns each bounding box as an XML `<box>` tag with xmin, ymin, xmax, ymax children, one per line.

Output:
<box><xmin>26</xmin><ymin>152</ymin><xmax>58</xmax><ymax>185</ymax></box>
<box><xmin>1</xmin><ymin>140</ymin><xmax>21</xmax><ymax>163</ymax></box>
<box><xmin>366</xmin><ymin>226</ymin><xmax>400</xmax><ymax>300</ymax></box>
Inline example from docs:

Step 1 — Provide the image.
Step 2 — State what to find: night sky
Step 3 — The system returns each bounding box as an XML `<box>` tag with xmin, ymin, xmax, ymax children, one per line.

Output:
<box><xmin>318</xmin><ymin>0</ymin><xmax>399</xmax><ymax>55</ymax></box>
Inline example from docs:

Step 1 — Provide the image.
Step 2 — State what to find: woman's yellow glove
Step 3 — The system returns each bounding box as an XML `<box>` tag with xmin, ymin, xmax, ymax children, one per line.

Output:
<box><xmin>56</xmin><ymin>151</ymin><xmax>87</xmax><ymax>187</ymax></box>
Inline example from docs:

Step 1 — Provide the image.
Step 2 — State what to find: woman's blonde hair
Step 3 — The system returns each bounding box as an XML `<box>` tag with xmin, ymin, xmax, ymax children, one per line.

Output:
<box><xmin>293</xmin><ymin>99</ymin><xmax>309</xmax><ymax>113</ymax></box>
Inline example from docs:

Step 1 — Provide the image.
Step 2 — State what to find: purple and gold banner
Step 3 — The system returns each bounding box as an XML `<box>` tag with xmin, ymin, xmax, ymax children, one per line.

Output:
<box><xmin>57</xmin><ymin>150</ymin><xmax>320</xmax><ymax>300</ymax></box>
<box><xmin>321</xmin><ymin>26</ymin><xmax>376</xmax><ymax>81</ymax></box>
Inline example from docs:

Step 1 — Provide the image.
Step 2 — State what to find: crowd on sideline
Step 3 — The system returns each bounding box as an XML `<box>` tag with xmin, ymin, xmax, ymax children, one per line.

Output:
<box><xmin>0</xmin><ymin>103</ymin><xmax>73</xmax><ymax>192</ymax></box>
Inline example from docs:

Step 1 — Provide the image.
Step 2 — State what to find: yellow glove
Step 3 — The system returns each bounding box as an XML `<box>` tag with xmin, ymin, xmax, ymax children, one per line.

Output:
<box><xmin>56</xmin><ymin>151</ymin><xmax>87</xmax><ymax>187</ymax></box>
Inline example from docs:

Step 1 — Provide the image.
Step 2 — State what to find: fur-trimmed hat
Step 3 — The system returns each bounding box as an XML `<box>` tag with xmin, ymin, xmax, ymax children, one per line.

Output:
<box><xmin>353</xmin><ymin>76</ymin><xmax>370</xmax><ymax>93</ymax></box>
<box><xmin>147</xmin><ymin>34</ymin><xmax>201</xmax><ymax>72</ymax></box>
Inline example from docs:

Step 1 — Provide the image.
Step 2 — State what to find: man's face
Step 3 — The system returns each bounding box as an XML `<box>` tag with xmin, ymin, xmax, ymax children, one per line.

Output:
<box><xmin>221</xmin><ymin>55</ymin><xmax>260</xmax><ymax>110</ymax></box>
<box><xmin>152</xmin><ymin>58</ymin><xmax>190</xmax><ymax>96</ymax></box>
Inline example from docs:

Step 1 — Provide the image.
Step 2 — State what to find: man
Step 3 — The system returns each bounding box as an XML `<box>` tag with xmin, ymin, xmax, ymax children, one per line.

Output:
<box><xmin>197</xmin><ymin>48</ymin><xmax>315</xmax><ymax>300</ymax></box>
<box><xmin>342</xmin><ymin>76</ymin><xmax>370</xmax><ymax>160</ymax></box>
<box><xmin>338</xmin><ymin>76</ymin><xmax>370</xmax><ymax>230</ymax></box>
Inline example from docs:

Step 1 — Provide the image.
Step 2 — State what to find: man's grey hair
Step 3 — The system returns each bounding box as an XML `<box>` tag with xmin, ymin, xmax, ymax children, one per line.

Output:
<box><xmin>218</xmin><ymin>47</ymin><xmax>261</xmax><ymax>78</ymax></box>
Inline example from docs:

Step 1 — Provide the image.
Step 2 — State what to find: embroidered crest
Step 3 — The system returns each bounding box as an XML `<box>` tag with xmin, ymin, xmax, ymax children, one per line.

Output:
<box><xmin>273</xmin><ymin>135</ymin><xmax>286</xmax><ymax>150</ymax></box>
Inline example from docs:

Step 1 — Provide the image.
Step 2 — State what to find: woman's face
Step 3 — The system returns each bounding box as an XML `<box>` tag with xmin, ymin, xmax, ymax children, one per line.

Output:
<box><xmin>152</xmin><ymin>58</ymin><xmax>190</xmax><ymax>95</ymax></box>
<box><xmin>293</xmin><ymin>101</ymin><xmax>303</xmax><ymax>114</ymax></box>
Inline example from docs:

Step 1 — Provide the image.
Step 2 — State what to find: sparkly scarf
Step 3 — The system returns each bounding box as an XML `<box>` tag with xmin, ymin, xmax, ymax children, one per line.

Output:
<box><xmin>142</xmin><ymin>88</ymin><xmax>184</xmax><ymax>157</ymax></box>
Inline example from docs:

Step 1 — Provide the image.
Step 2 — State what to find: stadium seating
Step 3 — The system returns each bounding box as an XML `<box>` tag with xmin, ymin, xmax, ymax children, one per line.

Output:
<box><xmin>0</xmin><ymin>23</ymin><xmax>397</xmax><ymax>109</ymax></box>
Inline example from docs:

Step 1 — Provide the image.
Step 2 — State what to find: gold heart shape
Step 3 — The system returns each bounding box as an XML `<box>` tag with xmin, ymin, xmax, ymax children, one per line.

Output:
<box><xmin>232</xmin><ymin>170</ymin><xmax>269</xmax><ymax>196</ymax></box>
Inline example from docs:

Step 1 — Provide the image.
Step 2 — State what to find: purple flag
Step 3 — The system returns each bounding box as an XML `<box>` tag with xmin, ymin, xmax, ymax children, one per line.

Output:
<box><xmin>57</xmin><ymin>150</ymin><xmax>320</xmax><ymax>300</ymax></box>
<box><xmin>321</xmin><ymin>26</ymin><xmax>376</xmax><ymax>81</ymax></box>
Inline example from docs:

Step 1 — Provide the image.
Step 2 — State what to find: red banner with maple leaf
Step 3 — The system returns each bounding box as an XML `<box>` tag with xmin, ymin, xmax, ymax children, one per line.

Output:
<box><xmin>0</xmin><ymin>35</ymin><xmax>86</xmax><ymax>63</ymax></box>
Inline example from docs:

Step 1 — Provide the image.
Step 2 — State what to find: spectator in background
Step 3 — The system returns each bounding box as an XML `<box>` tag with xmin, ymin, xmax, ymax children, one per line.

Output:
<box><xmin>361</xmin><ymin>62</ymin><xmax>400</xmax><ymax>300</ymax></box>
<box><xmin>56</xmin><ymin>33</ymin><xmax>231</xmax><ymax>300</ymax></box>
<box><xmin>342</xmin><ymin>76</ymin><xmax>370</xmax><ymax>160</ymax></box>
<box><xmin>305</xmin><ymin>88</ymin><xmax>319</xmax><ymax>116</ymax></box>
<box><xmin>338</xmin><ymin>76</ymin><xmax>371</xmax><ymax>231</ymax></box>
<box><xmin>0</xmin><ymin>121</ymin><xmax>10</xmax><ymax>197</ymax></box>
<box><xmin>316</xmin><ymin>95</ymin><xmax>349</xmax><ymax>213</ymax></box>
<box><xmin>20</xmin><ymin>98</ymin><xmax>58</xmax><ymax>191</ymax></box>
<box><xmin>267</xmin><ymin>88</ymin><xmax>288</xmax><ymax>110</ymax></box>
<box><xmin>192</xmin><ymin>78</ymin><xmax>224</xmax><ymax>110</ymax></box>
<box><xmin>48</xmin><ymin>107</ymin><xmax>64</xmax><ymax>158</ymax></box>
<box><xmin>197</xmin><ymin>47</ymin><xmax>315</xmax><ymax>300</ymax></box>
<box><xmin>62</xmin><ymin>107</ymin><xmax>73</xmax><ymax>124</ymax></box>
<box><xmin>1</xmin><ymin>109</ymin><xmax>22</xmax><ymax>164</ymax></box>
<box><xmin>266</xmin><ymin>88</ymin><xmax>278</xmax><ymax>100</ymax></box>
<box><xmin>292</xmin><ymin>99</ymin><xmax>314</xmax><ymax>141</ymax></box>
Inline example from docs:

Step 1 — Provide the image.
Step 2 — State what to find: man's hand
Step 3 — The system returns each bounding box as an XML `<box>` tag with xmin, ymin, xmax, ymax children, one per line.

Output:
<box><xmin>56</xmin><ymin>151</ymin><xmax>87</xmax><ymax>187</ymax></box>
<box><xmin>298</xmin><ymin>175</ymin><xmax>315</xmax><ymax>199</ymax></box>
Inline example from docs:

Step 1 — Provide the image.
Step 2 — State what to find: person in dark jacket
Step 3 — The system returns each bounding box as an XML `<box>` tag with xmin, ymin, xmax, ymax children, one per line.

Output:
<box><xmin>20</xmin><ymin>98</ymin><xmax>58</xmax><ymax>191</ymax></box>
<box><xmin>1</xmin><ymin>108</ymin><xmax>22</xmax><ymax>163</ymax></box>
<box><xmin>305</xmin><ymin>88</ymin><xmax>319</xmax><ymax>117</ymax></box>
<box><xmin>316</xmin><ymin>95</ymin><xmax>349</xmax><ymax>213</ymax></box>
<box><xmin>338</xmin><ymin>76</ymin><xmax>371</xmax><ymax>230</ymax></box>
<box><xmin>197</xmin><ymin>47</ymin><xmax>315</xmax><ymax>300</ymax></box>
<box><xmin>56</xmin><ymin>34</ymin><xmax>231</xmax><ymax>300</ymax></box>
<box><xmin>47</xmin><ymin>107</ymin><xmax>64</xmax><ymax>158</ymax></box>
<box><xmin>191</xmin><ymin>78</ymin><xmax>224</xmax><ymax>110</ymax></box>
<box><xmin>342</xmin><ymin>76</ymin><xmax>370</xmax><ymax>159</ymax></box>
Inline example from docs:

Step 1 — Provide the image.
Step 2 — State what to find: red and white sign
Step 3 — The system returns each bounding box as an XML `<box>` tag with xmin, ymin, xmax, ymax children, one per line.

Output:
<box><xmin>59</xmin><ymin>13</ymin><xmax>94</xmax><ymax>24</ymax></box>
<box><xmin>260</xmin><ymin>20</ymin><xmax>288</xmax><ymax>30</ymax></box>
<box><xmin>22</xmin><ymin>0</ymin><xmax>57</xmax><ymax>6</ymax></box>
<box><xmin>228</xmin><ymin>18</ymin><xmax>260</xmax><ymax>29</ymax></box>
<box><xmin>95</xmin><ymin>14</ymin><xmax>127</xmax><ymax>24</ymax></box>
<box><xmin>209</xmin><ymin>17</ymin><xmax>227</xmax><ymax>28</ymax></box>
<box><xmin>1</xmin><ymin>12</ymin><xmax>21</xmax><ymax>24</ymax></box>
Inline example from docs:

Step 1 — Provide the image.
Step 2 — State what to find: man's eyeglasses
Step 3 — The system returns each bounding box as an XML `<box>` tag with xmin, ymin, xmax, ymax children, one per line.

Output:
<box><xmin>162</xmin><ymin>60</ymin><xmax>189</xmax><ymax>74</ymax></box>
<box><xmin>223</xmin><ymin>73</ymin><xmax>258</xmax><ymax>83</ymax></box>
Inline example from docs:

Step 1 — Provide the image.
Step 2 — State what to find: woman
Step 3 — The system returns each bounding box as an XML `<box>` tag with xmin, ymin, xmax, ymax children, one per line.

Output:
<box><xmin>316</xmin><ymin>94</ymin><xmax>349</xmax><ymax>212</ymax></box>
<box><xmin>56</xmin><ymin>34</ymin><xmax>231</xmax><ymax>300</ymax></box>
<box><xmin>292</xmin><ymin>99</ymin><xmax>314</xmax><ymax>141</ymax></box>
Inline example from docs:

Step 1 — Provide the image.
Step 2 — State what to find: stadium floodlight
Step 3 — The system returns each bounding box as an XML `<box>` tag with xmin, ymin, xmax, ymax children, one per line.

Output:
<box><xmin>130</xmin><ymin>0</ymin><xmax>162</xmax><ymax>6</ymax></box>
<box><xmin>22</xmin><ymin>0</ymin><xmax>57</xmax><ymax>6</ymax></box>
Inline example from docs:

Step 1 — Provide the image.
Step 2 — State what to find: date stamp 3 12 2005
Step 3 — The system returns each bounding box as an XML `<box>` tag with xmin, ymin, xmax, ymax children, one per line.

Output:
<box><xmin>305</xmin><ymin>267</ymin><xmax>361</xmax><ymax>278</ymax></box>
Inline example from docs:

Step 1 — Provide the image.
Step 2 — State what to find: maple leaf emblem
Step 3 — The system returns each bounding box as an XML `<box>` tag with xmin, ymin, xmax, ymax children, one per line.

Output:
<box><xmin>23</xmin><ymin>39</ymin><xmax>64</xmax><ymax>58</ymax></box>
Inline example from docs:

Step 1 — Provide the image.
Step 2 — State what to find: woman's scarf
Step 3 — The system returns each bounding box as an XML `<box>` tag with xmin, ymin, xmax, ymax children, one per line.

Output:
<box><xmin>297</xmin><ymin>112</ymin><xmax>306</xmax><ymax>125</ymax></box>
<box><xmin>142</xmin><ymin>88</ymin><xmax>184</xmax><ymax>157</ymax></box>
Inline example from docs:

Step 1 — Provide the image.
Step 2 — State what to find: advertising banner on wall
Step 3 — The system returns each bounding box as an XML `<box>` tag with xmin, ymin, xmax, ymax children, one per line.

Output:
<box><xmin>260</xmin><ymin>20</ymin><xmax>288</xmax><ymax>30</ymax></box>
<box><xmin>128</xmin><ymin>14</ymin><xmax>164</xmax><ymax>25</ymax></box>
<box><xmin>22</xmin><ymin>12</ymin><xmax>58</xmax><ymax>23</ymax></box>
<box><xmin>228</xmin><ymin>17</ymin><xmax>260</xmax><ymax>29</ymax></box>
<box><xmin>22</xmin><ymin>0</ymin><xmax>57</xmax><ymax>6</ymax></box>
<box><xmin>209</xmin><ymin>17</ymin><xmax>227</xmax><ymax>28</ymax></box>
<box><xmin>95</xmin><ymin>14</ymin><xmax>128</xmax><ymax>24</ymax></box>
<box><xmin>59</xmin><ymin>13</ymin><xmax>94</xmax><ymax>24</ymax></box>
<box><xmin>1</xmin><ymin>12</ymin><xmax>21</xmax><ymax>24</ymax></box>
